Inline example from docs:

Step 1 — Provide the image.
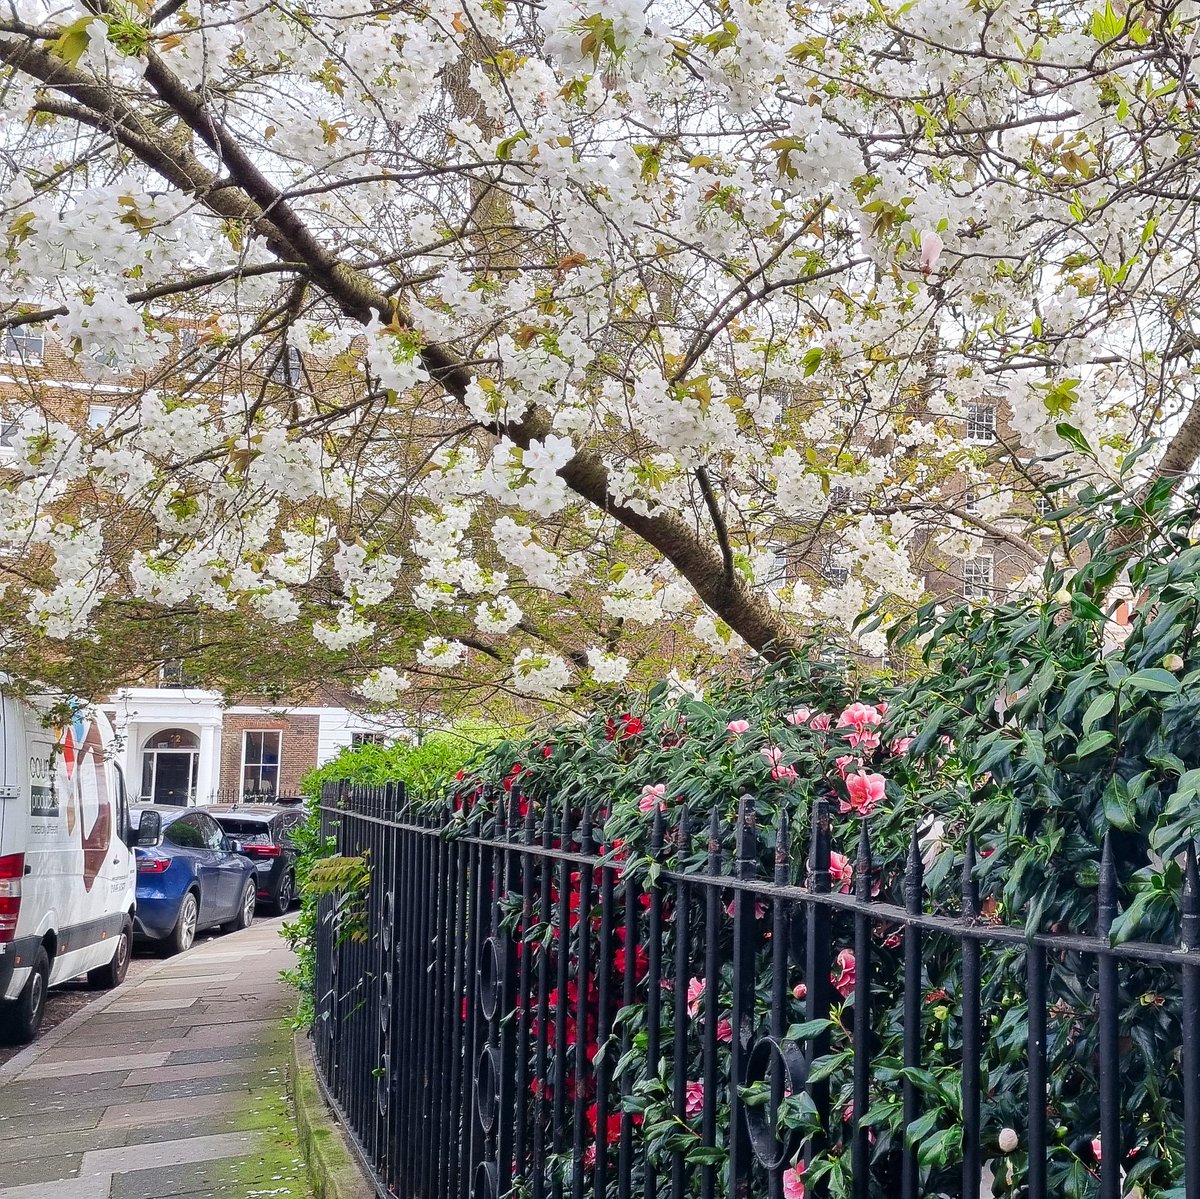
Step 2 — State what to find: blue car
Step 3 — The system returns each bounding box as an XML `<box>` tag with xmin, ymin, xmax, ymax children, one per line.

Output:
<box><xmin>131</xmin><ymin>806</ymin><xmax>258</xmax><ymax>955</ymax></box>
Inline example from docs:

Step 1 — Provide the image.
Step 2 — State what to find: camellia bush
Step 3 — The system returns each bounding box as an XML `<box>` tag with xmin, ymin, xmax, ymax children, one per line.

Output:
<box><xmin>448</xmin><ymin>495</ymin><xmax>1200</xmax><ymax>1198</ymax></box>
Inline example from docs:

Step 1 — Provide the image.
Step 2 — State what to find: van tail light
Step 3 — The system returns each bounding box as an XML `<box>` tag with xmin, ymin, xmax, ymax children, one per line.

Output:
<box><xmin>246</xmin><ymin>844</ymin><xmax>281</xmax><ymax>858</ymax></box>
<box><xmin>137</xmin><ymin>853</ymin><xmax>171</xmax><ymax>874</ymax></box>
<box><xmin>0</xmin><ymin>853</ymin><xmax>24</xmax><ymax>943</ymax></box>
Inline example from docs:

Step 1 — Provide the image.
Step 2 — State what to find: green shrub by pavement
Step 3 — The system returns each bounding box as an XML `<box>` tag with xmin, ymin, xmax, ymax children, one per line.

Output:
<box><xmin>284</xmin><ymin>722</ymin><xmax>501</xmax><ymax>1027</ymax></box>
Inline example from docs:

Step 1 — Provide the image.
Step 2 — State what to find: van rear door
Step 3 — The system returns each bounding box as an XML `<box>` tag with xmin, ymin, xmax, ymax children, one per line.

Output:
<box><xmin>0</xmin><ymin>693</ymin><xmax>12</xmax><ymax>851</ymax></box>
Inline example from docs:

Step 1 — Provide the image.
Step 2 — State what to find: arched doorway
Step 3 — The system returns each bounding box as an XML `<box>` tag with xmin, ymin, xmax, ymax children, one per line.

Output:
<box><xmin>141</xmin><ymin>727</ymin><xmax>200</xmax><ymax>805</ymax></box>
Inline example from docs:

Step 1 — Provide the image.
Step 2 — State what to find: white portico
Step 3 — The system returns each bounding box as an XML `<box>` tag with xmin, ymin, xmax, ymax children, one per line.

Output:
<box><xmin>109</xmin><ymin>687</ymin><xmax>224</xmax><ymax>806</ymax></box>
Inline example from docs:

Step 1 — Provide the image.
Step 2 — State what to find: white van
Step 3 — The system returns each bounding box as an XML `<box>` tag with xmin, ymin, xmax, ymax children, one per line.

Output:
<box><xmin>0</xmin><ymin>692</ymin><xmax>140</xmax><ymax>1043</ymax></box>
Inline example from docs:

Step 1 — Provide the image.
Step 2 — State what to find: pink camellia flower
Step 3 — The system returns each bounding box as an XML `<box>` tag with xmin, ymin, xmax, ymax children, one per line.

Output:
<box><xmin>784</xmin><ymin>707</ymin><xmax>811</xmax><ymax>726</ymax></box>
<box><xmin>848</xmin><ymin>729</ymin><xmax>881</xmax><ymax>753</ymax></box>
<box><xmin>1092</xmin><ymin>1137</ymin><xmax>1102</xmax><ymax>1161</ymax></box>
<box><xmin>716</xmin><ymin>1018</ymin><xmax>733</xmax><ymax>1043</ymax></box>
<box><xmin>809</xmin><ymin>713</ymin><xmax>832</xmax><ymax>731</ymax></box>
<box><xmin>835</xmin><ymin>755</ymin><xmax>860</xmax><ymax>779</ymax></box>
<box><xmin>639</xmin><ymin>783</ymin><xmax>666</xmax><ymax>813</ymax></box>
<box><xmin>891</xmin><ymin>737</ymin><xmax>914</xmax><ymax>755</ymax></box>
<box><xmin>833</xmin><ymin>949</ymin><xmax>856</xmax><ymax>998</ymax></box>
<box><xmin>727</xmin><ymin>719</ymin><xmax>750</xmax><ymax>735</ymax></box>
<box><xmin>783</xmin><ymin>1162</ymin><xmax>806</xmax><ymax>1199</ymax></box>
<box><xmin>830</xmin><ymin>851</ymin><xmax>853</xmax><ymax>893</ymax></box>
<box><xmin>838</xmin><ymin>702</ymin><xmax>883</xmax><ymax>731</ymax></box>
<box><xmin>685</xmin><ymin>1081</ymin><xmax>705</xmax><ymax>1118</ymax></box>
<box><xmin>841</xmin><ymin>771</ymin><xmax>886</xmax><ymax>817</ymax></box>
<box><xmin>920</xmin><ymin>230</ymin><xmax>944</xmax><ymax>275</ymax></box>
<box><xmin>687</xmin><ymin>977</ymin><xmax>705</xmax><ymax>1017</ymax></box>
<box><xmin>761</xmin><ymin>745</ymin><xmax>798</xmax><ymax>782</ymax></box>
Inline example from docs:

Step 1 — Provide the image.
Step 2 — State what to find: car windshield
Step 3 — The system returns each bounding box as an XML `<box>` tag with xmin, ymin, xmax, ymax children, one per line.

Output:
<box><xmin>213</xmin><ymin>817</ymin><xmax>274</xmax><ymax>843</ymax></box>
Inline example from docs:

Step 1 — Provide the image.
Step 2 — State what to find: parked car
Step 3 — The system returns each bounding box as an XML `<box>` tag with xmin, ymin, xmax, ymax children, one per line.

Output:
<box><xmin>208</xmin><ymin>805</ymin><xmax>305</xmax><ymax>916</ymax></box>
<box><xmin>1</xmin><ymin>693</ymin><xmax>140</xmax><ymax>1044</ymax></box>
<box><xmin>131</xmin><ymin>806</ymin><xmax>257</xmax><ymax>955</ymax></box>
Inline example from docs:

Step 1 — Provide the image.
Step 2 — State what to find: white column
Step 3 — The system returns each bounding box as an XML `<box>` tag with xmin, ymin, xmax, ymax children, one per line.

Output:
<box><xmin>195</xmin><ymin>722</ymin><xmax>221</xmax><ymax>805</ymax></box>
<box><xmin>123</xmin><ymin>726</ymin><xmax>143</xmax><ymax>800</ymax></box>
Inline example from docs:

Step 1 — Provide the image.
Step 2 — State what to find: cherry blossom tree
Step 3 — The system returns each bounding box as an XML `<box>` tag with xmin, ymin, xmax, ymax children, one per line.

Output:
<box><xmin>0</xmin><ymin>0</ymin><xmax>1196</xmax><ymax>701</ymax></box>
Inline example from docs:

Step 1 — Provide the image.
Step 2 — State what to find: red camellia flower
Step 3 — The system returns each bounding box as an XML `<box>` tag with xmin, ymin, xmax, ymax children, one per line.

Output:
<box><xmin>605</xmin><ymin>714</ymin><xmax>644</xmax><ymax>741</ymax></box>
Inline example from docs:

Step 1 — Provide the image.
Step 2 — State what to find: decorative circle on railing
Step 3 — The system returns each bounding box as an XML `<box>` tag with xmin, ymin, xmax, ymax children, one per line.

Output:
<box><xmin>478</xmin><ymin>937</ymin><xmax>503</xmax><ymax>1020</ymax></box>
<box><xmin>378</xmin><ymin>1051</ymin><xmax>390</xmax><ymax>1115</ymax></box>
<box><xmin>379</xmin><ymin>968</ymin><xmax>392</xmax><ymax>1032</ymax></box>
<box><xmin>473</xmin><ymin>1160</ymin><xmax>499</xmax><ymax>1199</ymax></box>
<box><xmin>742</xmin><ymin>1036</ymin><xmax>807</xmax><ymax>1169</ymax></box>
<box><xmin>381</xmin><ymin>891</ymin><xmax>394</xmax><ymax>954</ymax></box>
<box><xmin>475</xmin><ymin>1044</ymin><xmax>502</xmax><ymax>1133</ymax></box>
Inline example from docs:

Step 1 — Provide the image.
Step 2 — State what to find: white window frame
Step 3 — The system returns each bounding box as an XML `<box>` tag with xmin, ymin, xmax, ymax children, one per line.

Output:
<box><xmin>821</xmin><ymin>548</ymin><xmax>851</xmax><ymax>587</ymax></box>
<box><xmin>963</xmin><ymin>554</ymin><xmax>995</xmax><ymax>599</ymax></box>
<box><xmin>761</xmin><ymin>544</ymin><xmax>790</xmax><ymax>596</ymax></box>
<box><xmin>271</xmin><ymin>346</ymin><xmax>304</xmax><ymax>386</ymax></box>
<box><xmin>965</xmin><ymin>486</ymin><xmax>979</xmax><ymax>513</ymax></box>
<box><xmin>965</xmin><ymin>404</ymin><xmax>997</xmax><ymax>443</ymax></box>
<box><xmin>1</xmin><ymin>328</ymin><xmax>45</xmax><ymax>366</ymax></box>
<box><xmin>241</xmin><ymin>729</ymin><xmax>283</xmax><ymax>799</ymax></box>
<box><xmin>87</xmin><ymin>404</ymin><xmax>114</xmax><ymax>429</ymax></box>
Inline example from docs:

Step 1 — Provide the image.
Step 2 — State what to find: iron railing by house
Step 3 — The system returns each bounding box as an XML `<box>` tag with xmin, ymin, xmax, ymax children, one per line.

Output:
<box><xmin>207</xmin><ymin>788</ymin><xmax>306</xmax><ymax>806</ymax></box>
<box><xmin>312</xmin><ymin>782</ymin><xmax>1200</xmax><ymax>1199</ymax></box>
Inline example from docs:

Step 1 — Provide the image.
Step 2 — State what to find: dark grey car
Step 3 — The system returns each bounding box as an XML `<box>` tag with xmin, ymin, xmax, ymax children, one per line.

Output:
<box><xmin>208</xmin><ymin>806</ymin><xmax>305</xmax><ymax>916</ymax></box>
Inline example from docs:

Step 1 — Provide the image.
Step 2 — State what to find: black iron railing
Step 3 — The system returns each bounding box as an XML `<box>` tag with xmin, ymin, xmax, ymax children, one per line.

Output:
<box><xmin>312</xmin><ymin>782</ymin><xmax>1200</xmax><ymax>1199</ymax></box>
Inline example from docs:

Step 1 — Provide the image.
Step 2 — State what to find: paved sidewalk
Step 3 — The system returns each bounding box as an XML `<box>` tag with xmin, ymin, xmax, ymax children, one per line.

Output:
<box><xmin>0</xmin><ymin>917</ymin><xmax>311</xmax><ymax>1199</ymax></box>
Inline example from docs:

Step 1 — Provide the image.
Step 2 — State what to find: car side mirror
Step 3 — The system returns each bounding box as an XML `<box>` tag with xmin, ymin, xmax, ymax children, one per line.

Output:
<box><xmin>228</xmin><ymin>838</ymin><xmax>245</xmax><ymax>855</ymax></box>
<box><xmin>135</xmin><ymin>811</ymin><xmax>162</xmax><ymax>847</ymax></box>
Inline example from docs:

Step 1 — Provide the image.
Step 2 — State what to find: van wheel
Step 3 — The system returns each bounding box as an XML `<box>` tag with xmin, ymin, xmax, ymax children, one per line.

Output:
<box><xmin>163</xmin><ymin>892</ymin><xmax>199</xmax><ymax>957</ymax></box>
<box><xmin>0</xmin><ymin>946</ymin><xmax>50</xmax><ymax>1045</ymax></box>
<box><xmin>88</xmin><ymin>920</ymin><xmax>132</xmax><ymax>990</ymax></box>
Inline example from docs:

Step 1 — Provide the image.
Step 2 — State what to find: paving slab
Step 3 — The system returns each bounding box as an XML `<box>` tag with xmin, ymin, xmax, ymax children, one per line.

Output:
<box><xmin>0</xmin><ymin>1152</ymin><xmax>85</xmax><ymax>1185</ymax></box>
<box><xmin>119</xmin><ymin>1058</ymin><xmax>247</xmax><ymax>1087</ymax></box>
<box><xmin>0</xmin><ymin>1106</ymin><xmax>105</xmax><ymax>1140</ymax></box>
<box><xmin>0</xmin><ymin>1082</ymin><xmax>152</xmax><ymax>1115</ymax></box>
<box><xmin>0</xmin><ymin>1127</ymin><xmax>132</xmax><ymax>1164</ymax></box>
<box><xmin>19</xmin><ymin>1052</ymin><xmax>169</xmax><ymax>1081</ymax></box>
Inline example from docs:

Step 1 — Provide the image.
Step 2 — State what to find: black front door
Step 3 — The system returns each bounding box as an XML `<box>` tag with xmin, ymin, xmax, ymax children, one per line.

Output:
<box><xmin>150</xmin><ymin>752</ymin><xmax>195</xmax><ymax>805</ymax></box>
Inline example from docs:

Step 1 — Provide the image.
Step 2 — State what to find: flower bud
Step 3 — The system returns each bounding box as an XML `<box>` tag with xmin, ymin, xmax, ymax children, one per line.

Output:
<box><xmin>998</xmin><ymin>1128</ymin><xmax>1019</xmax><ymax>1153</ymax></box>
<box><xmin>1053</xmin><ymin>588</ymin><xmax>1071</xmax><ymax>605</ymax></box>
<box><xmin>1164</xmin><ymin>653</ymin><xmax>1185</xmax><ymax>672</ymax></box>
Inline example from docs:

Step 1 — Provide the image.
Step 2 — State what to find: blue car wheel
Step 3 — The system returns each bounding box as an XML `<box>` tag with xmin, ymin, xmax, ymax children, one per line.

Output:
<box><xmin>164</xmin><ymin>892</ymin><xmax>199</xmax><ymax>956</ymax></box>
